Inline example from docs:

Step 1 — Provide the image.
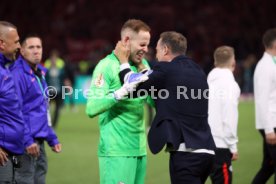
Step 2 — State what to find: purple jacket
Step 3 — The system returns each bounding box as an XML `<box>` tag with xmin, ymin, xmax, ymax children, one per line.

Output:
<box><xmin>10</xmin><ymin>56</ymin><xmax>59</xmax><ymax>148</ymax></box>
<box><xmin>0</xmin><ymin>53</ymin><xmax>24</xmax><ymax>155</ymax></box>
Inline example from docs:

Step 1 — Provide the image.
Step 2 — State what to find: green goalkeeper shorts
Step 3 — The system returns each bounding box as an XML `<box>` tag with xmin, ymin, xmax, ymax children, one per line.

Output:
<box><xmin>99</xmin><ymin>156</ymin><xmax>147</xmax><ymax>184</ymax></box>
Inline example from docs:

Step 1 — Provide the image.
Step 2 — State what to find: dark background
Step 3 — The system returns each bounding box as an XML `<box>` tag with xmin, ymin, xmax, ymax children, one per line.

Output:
<box><xmin>1</xmin><ymin>0</ymin><xmax>275</xmax><ymax>92</ymax></box>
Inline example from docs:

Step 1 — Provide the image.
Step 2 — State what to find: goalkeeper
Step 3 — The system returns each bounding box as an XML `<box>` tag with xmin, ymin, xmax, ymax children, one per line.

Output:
<box><xmin>86</xmin><ymin>19</ymin><xmax>153</xmax><ymax>184</ymax></box>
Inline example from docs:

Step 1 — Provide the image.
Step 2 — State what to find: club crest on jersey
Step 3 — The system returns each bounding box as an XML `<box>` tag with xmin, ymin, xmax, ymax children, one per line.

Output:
<box><xmin>94</xmin><ymin>73</ymin><xmax>104</xmax><ymax>87</ymax></box>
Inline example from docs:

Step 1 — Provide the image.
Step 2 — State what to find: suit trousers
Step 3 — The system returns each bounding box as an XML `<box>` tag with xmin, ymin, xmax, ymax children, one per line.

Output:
<box><xmin>169</xmin><ymin>151</ymin><xmax>214</xmax><ymax>184</ymax></box>
<box><xmin>252</xmin><ymin>130</ymin><xmax>276</xmax><ymax>184</ymax></box>
<box><xmin>15</xmin><ymin>140</ymin><xmax>47</xmax><ymax>184</ymax></box>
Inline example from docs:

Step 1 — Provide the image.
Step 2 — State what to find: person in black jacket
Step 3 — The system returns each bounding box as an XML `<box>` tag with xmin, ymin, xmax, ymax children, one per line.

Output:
<box><xmin>115</xmin><ymin>31</ymin><xmax>215</xmax><ymax>184</ymax></box>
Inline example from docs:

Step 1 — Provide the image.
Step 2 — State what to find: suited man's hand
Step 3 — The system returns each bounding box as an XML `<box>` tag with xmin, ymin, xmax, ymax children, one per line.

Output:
<box><xmin>137</xmin><ymin>62</ymin><xmax>148</xmax><ymax>72</ymax></box>
<box><xmin>114</xmin><ymin>41</ymin><xmax>130</xmax><ymax>64</ymax></box>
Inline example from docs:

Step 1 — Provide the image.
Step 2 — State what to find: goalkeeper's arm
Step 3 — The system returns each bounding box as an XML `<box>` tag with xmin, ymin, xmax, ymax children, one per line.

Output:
<box><xmin>86</xmin><ymin>63</ymin><xmax>147</xmax><ymax>118</ymax></box>
<box><xmin>119</xmin><ymin>63</ymin><xmax>165</xmax><ymax>99</ymax></box>
<box><xmin>85</xmin><ymin>62</ymin><xmax>122</xmax><ymax>118</ymax></box>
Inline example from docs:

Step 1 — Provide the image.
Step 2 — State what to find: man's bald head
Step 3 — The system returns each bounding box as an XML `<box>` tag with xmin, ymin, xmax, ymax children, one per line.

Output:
<box><xmin>0</xmin><ymin>21</ymin><xmax>20</xmax><ymax>60</ymax></box>
<box><xmin>0</xmin><ymin>21</ymin><xmax>17</xmax><ymax>38</ymax></box>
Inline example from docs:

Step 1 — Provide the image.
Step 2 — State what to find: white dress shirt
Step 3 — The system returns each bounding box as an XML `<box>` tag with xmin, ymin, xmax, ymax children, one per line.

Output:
<box><xmin>207</xmin><ymin>68</ymin><xmax>240</xmax><ymax>153</ymax></box>
<box><xmin>254</xmin><ymin>52</ymin><xmax>276</xmax><ymax>134</ymax></box>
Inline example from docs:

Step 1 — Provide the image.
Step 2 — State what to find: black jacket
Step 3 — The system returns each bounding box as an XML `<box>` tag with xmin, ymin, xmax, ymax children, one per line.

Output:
<box><xmin>120</xmin><ymin>55</ymin><xmax>215</xmax><ymax>154</ymax></box>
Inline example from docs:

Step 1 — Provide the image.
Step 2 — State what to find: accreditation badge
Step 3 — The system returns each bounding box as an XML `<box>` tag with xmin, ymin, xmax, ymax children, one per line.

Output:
<box><xmin>47</xmin><ymin>101</ymin><xmax>52</xmax><ymax>126</ymax></box>
<box><xmin>47</xmin><ymin>109</ymin><xmax>52</xmax><ymax>126</ymax></box>
<box><xmin>94</xmin><ymin>73</ymin><xmax>104</xmax><ymax>87</ymax></box>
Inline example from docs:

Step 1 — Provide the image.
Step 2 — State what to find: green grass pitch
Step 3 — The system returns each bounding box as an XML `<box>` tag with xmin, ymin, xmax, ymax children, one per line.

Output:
<box><xmin>46</xmin><ymin>101</ymin><xmax>273</xmax><ymax>184</ymax></box>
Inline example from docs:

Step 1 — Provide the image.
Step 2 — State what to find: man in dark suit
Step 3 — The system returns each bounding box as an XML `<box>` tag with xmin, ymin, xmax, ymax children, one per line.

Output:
<box><xmin>115</xmin><ymin>31</ymin><xmax>215</xmax><ymax>184</ymax></box>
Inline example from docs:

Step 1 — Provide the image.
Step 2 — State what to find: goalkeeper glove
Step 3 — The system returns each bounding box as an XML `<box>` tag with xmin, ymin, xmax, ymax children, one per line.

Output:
<box><xmin>113</xmin><ymin>72</ymin><xmax>149</xmax><ymax>100</ymax></box>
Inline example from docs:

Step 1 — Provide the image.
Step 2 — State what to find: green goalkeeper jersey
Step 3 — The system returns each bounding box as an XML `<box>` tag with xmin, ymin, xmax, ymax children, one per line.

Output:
<box><xmin>86</xmin><ymin>52</ymin><xmax>152</xmax><ymax>157</ymax></box>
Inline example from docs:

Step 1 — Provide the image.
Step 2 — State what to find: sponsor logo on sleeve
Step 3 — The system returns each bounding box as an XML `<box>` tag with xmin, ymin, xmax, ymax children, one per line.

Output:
<box><xmin>94</xmin><ymin>73</ymin><xmax>104</xmax><ymax>87</ymax></box>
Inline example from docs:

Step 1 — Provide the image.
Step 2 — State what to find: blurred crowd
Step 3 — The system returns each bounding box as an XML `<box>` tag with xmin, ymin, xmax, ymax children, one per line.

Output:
<box><xmin>1</xmin><ymin>0</ymin><xmax>275</xmax><ymax>93</ymax></box>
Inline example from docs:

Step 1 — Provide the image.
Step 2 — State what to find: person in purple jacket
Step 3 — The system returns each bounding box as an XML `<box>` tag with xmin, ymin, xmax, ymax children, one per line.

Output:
<box><xmin>10</xmin><ymin>34</ymin><xmax>62</xmax><ymax>184</ymax></box>
<box><xmin>0</xmin><ymin>21</ymin><xmax>25</xmax><ymax>184</ymax></box>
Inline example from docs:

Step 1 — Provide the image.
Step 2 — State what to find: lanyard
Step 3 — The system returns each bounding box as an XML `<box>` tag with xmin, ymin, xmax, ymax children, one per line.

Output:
<box><xmin>35</xmin><ymin>75</ymin><xmax>47</xmax><ymax>100</ymax></box>
<box><xmin>35</xmin><ymin>74</ymin><xmax>52</xmax><ymax>126</ymax></box>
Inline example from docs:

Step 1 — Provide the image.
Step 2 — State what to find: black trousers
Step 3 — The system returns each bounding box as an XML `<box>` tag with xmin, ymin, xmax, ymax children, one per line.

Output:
<box><xmin>252</xmin><ymin>130</ymin><xmax>276</xmax><ymax>184</ymax></box>
<box><xmin>169</xmin><ymin>151</ymin><xmax>214</xmax><ymax>184</ymax></box>
<box><xmin>210</xmin><ymin>148</ymin><xmax>233</xmax><ymax>184</ymax></box>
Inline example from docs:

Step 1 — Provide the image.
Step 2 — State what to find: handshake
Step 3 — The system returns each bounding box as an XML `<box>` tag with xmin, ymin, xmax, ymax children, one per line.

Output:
<box><xmin>113</xmin><ymin>70</ymin><xmax>151</xmax><ymax>100</ymax></box>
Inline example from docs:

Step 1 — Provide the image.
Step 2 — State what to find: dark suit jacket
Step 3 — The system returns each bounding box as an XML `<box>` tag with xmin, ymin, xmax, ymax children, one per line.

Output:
<box><xmin>120</xmin><ymin>55</ymin><xmax>216</xmax><ymax>154</ymax></box>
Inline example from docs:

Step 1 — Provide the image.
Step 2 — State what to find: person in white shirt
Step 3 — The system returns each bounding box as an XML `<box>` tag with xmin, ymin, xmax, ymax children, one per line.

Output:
<box><xmin>208</xmin><ymin>46</ymin><xmax>240</xmax><ymax>184</ymax></box>
<box><xmin>253</xmin><ymin>28</ymin><xmax>276</xmax><ymax>184</ymax></box>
